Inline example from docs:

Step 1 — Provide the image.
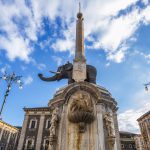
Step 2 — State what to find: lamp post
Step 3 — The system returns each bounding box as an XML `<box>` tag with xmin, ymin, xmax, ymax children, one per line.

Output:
<box><xmin>0</xmin><ymin>72</ymin><xmax>23</xmax><ymax>119</ymax></box>
<box><xmin>144</xmin><ymin>82</ymin><xmax>150</xmax><ymax>91</ymax></box>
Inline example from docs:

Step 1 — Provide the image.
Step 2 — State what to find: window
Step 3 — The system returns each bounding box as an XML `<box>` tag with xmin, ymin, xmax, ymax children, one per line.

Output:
<box><xmin>121</xmin><ymin>144</ymin><xmax>124</xmax><ymax>148</ymax></box>
<box><xmin>129</xmin><ymin>144</ymin><xmax>132</xmax><ymax>148</ymax></box>
<box><xmin>8</xmin><ymin>146</ymin><xmax>13</xmax><ymax>150</ymax></box>
<box><xmin>3</xmin><ymin>130</ymin><xmax>9</xmax><ymax>138</ymax></box>
<box><xmin>43</xmin><ymin>139</ymin><xmax>49</xmax><ymax>150</ymax></box>
<box><xmin>25</xmin><ymin>138</ymin><xmax>34</xmax><ymax>150</ymax></box>
<box><xmin>29</xmin><ymin>119</ymin><xmax>37</xmax><ymax>129</ymax></box>
<box><xmin>27</xmin><ymin>140</ymin><xmax>32</xmax><ymax>149</ymax></box>
<box><xmin>11</xmin><ymin>133</ymin><xmax>16</xmax><ymax>139</ymax></box>
<box><xmin>3</xmin><ymin>130</ymin><xmax>5</xmax><ymax>137</ymax></box>
<box><xmin>31</xmin><ymin>121</ymin><xmax>36</xmax><ymax>129</ymax></box>
<box><xmin>0</xmin><ymin>146</ymin><xmax>4</xmax><ymax>150</ymax></box>
<box><xmin>45</xmin><ymin>119</ymin><xmax>51</xmax><ymax>129</ymax></box>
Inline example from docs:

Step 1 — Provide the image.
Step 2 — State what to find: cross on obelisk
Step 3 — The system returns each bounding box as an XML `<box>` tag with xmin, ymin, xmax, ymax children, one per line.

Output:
<box><xmin>73</xmin><ymin>3</ymin><xmax>87</xmax><ymax>82</ymax></box>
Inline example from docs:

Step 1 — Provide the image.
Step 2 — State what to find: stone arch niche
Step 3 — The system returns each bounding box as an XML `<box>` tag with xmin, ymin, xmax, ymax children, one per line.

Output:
<box><xmin>55</xmin><ymin>82</ymin><xmax>120</xmax><ymax>150</ymax></box>
<box><xmin>66</xmin><ymin>90</ymin><xmax>98</xmax><ymax>150</ymax></box>
<box><xmin>63</xmin><ymin>82</ymin><xmax>101</xmax><ymax>103</ymax></box>
<box><xmin>55</xmin><ymin>83</ymin><xmax>99</xmax><ymax>150</ymax></box>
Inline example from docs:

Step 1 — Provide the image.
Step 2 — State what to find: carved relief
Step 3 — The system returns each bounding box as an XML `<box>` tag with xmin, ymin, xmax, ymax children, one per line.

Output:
<box><xmin>104</xmin><ymin>112</ymin><xmax>115</xmax><ymax>137</ymax></box>
<box><xmin>68</xmin><ymin>91</ymin><xmax>95</xmax><ymax>132</ymax></box>
<box><xmin>49</xmin><ymin>107</ymin><xmax>59</xmax><ymax>149</ymax></box>
<box><xmin>69</xmin><ymin>92</ymin><xmax>93</xmax><ymax>113</ymax></box>
<box><xmin>104</xmin><ymin>112</ymin><xmax>115</xmax><ymax>150</ymax></box>
<box><xmin>50</xmin><ymin>108</ymin><xmax>59</xmax><ymax>135</ymax></box>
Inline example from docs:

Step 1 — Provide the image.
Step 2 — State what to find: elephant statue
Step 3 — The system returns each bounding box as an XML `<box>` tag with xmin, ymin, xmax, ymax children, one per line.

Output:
<box><xmin>38</xmin><ymin>61</ymin><xmax>97</xmax><ymax>84</ymax></box>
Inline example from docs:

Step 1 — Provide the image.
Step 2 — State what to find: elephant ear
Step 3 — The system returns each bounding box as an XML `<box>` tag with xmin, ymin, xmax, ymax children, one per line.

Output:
<box><xmin>65</xmin><ymin>63</ymin><xmax>73</xmax><ymax>71</ymax></box>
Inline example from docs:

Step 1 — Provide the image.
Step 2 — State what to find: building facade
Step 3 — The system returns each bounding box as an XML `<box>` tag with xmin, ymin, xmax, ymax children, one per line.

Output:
<box><xmin>137</xmin><ymin>111</ymin><xmax>150</xmax><ymax>150</ymax></box>
<box><xmin>134</xmin><ymin>134</ymin><xmax>145</xmax><ymax>150</ymax></box>
<box><xmin>17</xmin><ymin>107</ymin><xmax>52</xmax><ymax>150</ymax></box>
<box><xmin>0</xmin><ymin>120</ymin><xmax>21</xmax><ymax>150</ymax></box>
<box><xmin>119</xmin><ymin>131</ymin><xmax>137</xmax><ymax>150</ymax></box>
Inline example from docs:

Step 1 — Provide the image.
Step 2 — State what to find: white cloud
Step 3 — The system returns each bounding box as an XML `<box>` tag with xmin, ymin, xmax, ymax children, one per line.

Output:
<box><xmin>0</xmin><ymin>0</ymin><xmax>150</xmax><ymax>63</ymax></box>
<box><xmin>83</xmin><ymin>0</ymin><xmax>139</xmax><ymax>36</ymax></box>
<box><xmin>0</xmin><ymin>35</ymin><xmax>32</xmax><ymax>62</ymax></box>
<box><xmin>51</xmin><ymin>22</ymin><xmax>75</xmax><ymax>55</ymax></box>
<box><xmin>118</xmin><ymin>102</ymin><xmax>150</xmax><ymax>133</ymax></box>
<box><xmin>52</xmin><ymin>56</ymin><xmax>63</xmax><ymax>66</ymax></box>
<box><xmin>30</xmin><ymin>59</ymin><xmax>46</xmax><ymax>70</ymax></box>
<box><xmin>118</xmin><ymin>89</ymin><xmax>150</xmax><ymax>133</ymax></box>
<box><xmin>100</xmin><ymin>8</ymin><xmax>140</xmax><ymax>51</ymax></box>
<box><xmin>0</xmin><ymin>64</ymin><xmax>11</xmax><ymax>74</ymax></box>
<box><xmin>133</xmin><ymin>88</ymin><xmax>150</xmax><ymax>105</ymax></box>
<box><xmin>52</xmin><ymin>38</ymin><xmax>74</xmax><ymax>53</ymax></box>
<box><xmin>105</xmin><ymin>62</ymin><xmax>110</xmax><ymax>67</ymax></box>
<box><xmin>107</xmin><ymin>47</ymin><xmax>128</xmax><ymax>63</ymax></box>
<box><xmin>24</xmin><ymin>75</ymin><xmax>33</xmax><ymax>85</ymax></box>
<box><xmin>50</xmin><ymin>0</ymin><xmax>150</xmax><ymax>63</ymax></box>
<box><xmin>142</xmin><ymin>0</ymin><xmax>149</xmax><ymax>5</ymax></box>
<box><xmin>21</xmin><ymin>66</ymin><xmax>27</xmax><ymax>71</ymax></box>
<box><xmin>141</xmin><ymin>5</ymin><xmax>150</xmax><ymax>24</ymax></box>
<box><xmin>86</xmin><ymin>4</ymin><xmax>150</xmax><ymax>63</ymax></box>
<box><xmin>39</xmin><ymin>38</ymin><xmax>51</xmax><ymax>51</ymax></box>
<box><xmin>89</xmin><ymin>7</ymin><xmax>142</xmax><ymax>63</ymax></box>
<box><xmin>133</xmin><ymin>50</ymin><xmax>150</xmax><ymax>64</ymax></box>
<box><xmin>36</xmin><ymin>63</ymin><xmax>46</xmax><ymax>71</ymax></box>
<box><xmin>0</xmin><ymin>0</ymin><xmax>35</xmax><ymax>62</ymax></box>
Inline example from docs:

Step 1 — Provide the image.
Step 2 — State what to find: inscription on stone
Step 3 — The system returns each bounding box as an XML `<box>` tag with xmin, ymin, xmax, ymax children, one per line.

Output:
<box><xmin>73</xmin><ymin>61</ymin><xmax>86</xmax><ymax>82</ymax></box>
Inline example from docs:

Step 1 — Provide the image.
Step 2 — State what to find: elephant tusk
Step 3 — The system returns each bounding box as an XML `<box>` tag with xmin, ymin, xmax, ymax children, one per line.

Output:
<box><xmin>49</xmin><ymin>70</ymin><xmax>61</xmax><ymax>74</ymax></box>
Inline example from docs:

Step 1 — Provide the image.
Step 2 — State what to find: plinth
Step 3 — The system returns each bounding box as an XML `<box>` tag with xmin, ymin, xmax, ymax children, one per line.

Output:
<box><xmin>48</xmin><ymin>82</ymin><xmax>121</xmax><ymax>150</ymax></box>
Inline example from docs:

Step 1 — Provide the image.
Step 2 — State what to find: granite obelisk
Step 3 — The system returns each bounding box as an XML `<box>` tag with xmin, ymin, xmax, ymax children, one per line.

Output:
<box><xmin>73</xmin><ymin>4</ymin><xmax>87</xmax><ymax>82</ymax></box>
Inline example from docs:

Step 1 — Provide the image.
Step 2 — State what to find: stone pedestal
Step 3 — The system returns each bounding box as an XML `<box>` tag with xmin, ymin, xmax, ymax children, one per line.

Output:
<box><xmin>73</xmin><ymin>60</ymin><xmax>86</xmax><ymax>82</ymax></box>
<box><xmin>48</xmin><ymin>82</ymin><xmax>120</xmax><ymax>150</ymax></box>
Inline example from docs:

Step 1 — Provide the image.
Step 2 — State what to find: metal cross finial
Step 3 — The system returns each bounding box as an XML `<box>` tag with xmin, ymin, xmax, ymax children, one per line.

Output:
<box><xmin>79</xmin><ymin>2</ymin><xmax>81</xmax><ymax>12</ymax></box>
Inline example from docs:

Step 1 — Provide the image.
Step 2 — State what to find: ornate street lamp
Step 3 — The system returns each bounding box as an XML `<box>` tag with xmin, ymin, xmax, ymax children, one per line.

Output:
<box><xmin>0</xmin><ymin>72</ymin><xmax>23</xmax><ymax>119</ymax></box>
<box><xmin>144</xmin><ymin>82</ymin><xmax>150</xmax><ymax>91</ymax></box>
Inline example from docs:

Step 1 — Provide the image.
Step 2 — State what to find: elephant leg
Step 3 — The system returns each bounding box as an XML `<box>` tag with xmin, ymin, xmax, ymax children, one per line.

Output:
<box><xmin>68</xmin><ymin>71</ymin><xmax>74</xmax><ymax>84</ymax></box>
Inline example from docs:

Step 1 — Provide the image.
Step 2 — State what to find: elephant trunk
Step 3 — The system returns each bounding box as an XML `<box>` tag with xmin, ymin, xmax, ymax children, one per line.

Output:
<box><xmin>38</xmin><ymin>73</ymin><xmax>58</xmax><ymax>82</ymax></box>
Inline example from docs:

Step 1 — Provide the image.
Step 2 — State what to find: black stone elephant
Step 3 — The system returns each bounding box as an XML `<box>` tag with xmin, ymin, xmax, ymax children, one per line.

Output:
<box><xmin>38</xmin><ymin>62</ymin><xmax>97</xmax><ymax>84</ymax></box>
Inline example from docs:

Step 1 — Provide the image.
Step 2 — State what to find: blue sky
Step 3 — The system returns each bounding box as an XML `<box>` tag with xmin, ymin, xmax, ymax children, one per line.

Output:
<box><xmin>0</xmin><ymin>0</ymin><xmax>150</xmax><ymax>133</ymax></box>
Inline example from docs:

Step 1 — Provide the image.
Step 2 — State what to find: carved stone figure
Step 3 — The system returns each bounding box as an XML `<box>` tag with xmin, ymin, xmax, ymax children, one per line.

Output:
<box><xmin>49</xmin><ymin>107</ymin><xmax>59</xmax><ymax>148</ymax></box>
<box><xmin>69</xmin><ymin>93</ymin><xmax>93</xmax><ymax>113</ymax></box>
<box><xmin>104</xmin><ymin>112</ymin><xmax>115</xmax><ymax>137</ymax></box>
<box><xmin>50</xmin><ymin>107</ymin><xmax>59</xmax><ymax>137</ymax></box>
<box><xmin>38</xmin><ymin>62</ymin><xmax>97</xmax><ymax>84</ymax></box>
<box><xmin>68</xmin><ymin>91</ymin><xmax>95</xmax><ymax>132</ymax></box>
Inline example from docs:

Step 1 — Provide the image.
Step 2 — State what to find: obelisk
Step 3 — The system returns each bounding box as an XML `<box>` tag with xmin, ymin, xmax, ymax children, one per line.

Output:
<box><xmin>73</xmin><ymin>3</ymin><xmax>87</xmax><ymax>82</ymax></box>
